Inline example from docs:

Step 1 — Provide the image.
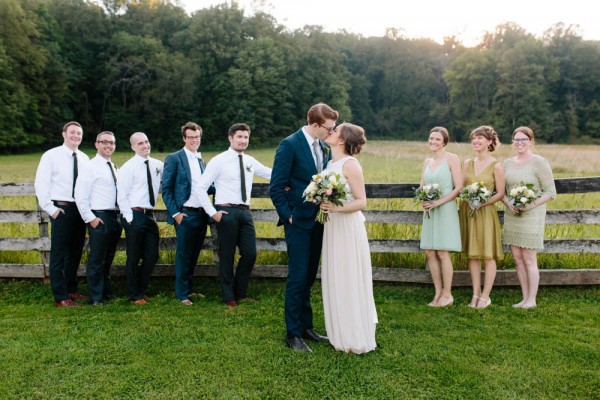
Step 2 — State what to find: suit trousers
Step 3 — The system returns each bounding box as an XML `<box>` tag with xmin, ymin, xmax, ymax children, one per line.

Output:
<box><xmin>215</xmin><ymin>206</ymin><xmax>256</xmax><ymax>302</ymax></box>
<box><xmin>121</xmin><ymin>211</ymin><xmax>159</xmax><ymax>300</ymax></box>
<box><xmin>49</xmin><ymin>203</ymin><xmax>86</xmax><ymax>301</ymax></box>
<box><xmin>86</xmin><ymin>211</ymin><xmax>122</xmax><ymax>303</ymax></box>
<box><xmin>174</xmin><ymin>209</ymin><xmax>208</xmax><ymax>300</ymax></box>
<box><xmin>283</xmin><ymin>221</ymin><xmax>324</xmax><ymax>338</ymax></box>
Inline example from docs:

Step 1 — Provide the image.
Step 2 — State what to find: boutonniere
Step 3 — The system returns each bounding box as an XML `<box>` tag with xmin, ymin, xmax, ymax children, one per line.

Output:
<box><xmin>245</xmin><ymin>164</ymin><xmax>252</xmax><ymax>173</ymax></box>
<box><xmin>155</xmin><ymin>167</ymin><xmax>160</xmax><ymax>176</ymax></box>
<box><xmin>323</xmin><ymin>146</ymin><xmax>330</xmax><ymax>157</ymax></box>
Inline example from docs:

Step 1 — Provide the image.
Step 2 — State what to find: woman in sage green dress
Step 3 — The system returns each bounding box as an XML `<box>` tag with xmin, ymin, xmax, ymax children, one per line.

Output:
<box><xmin>502</xmin><ymin>126</ymin><xmax>556</xmax><ymax>309</ymax></box>
<box><xmin>458</xmin><ymin>126</ymin><xmax>505</xmax><ymax>309</ymax></box>
<box><xmin>419</xmin><ymin>127</ymin><xmax>463</xmax><ymax>307</ymax></box>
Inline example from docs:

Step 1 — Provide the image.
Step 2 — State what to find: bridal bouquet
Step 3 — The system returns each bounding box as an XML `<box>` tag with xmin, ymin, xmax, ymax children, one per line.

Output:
<box><xmin>459</xmin><ymin>181</ymin><xmax>492</xmax><ymax>217</ymax></box>
<box><xmin>414</xmin><ymin>184</ymin><xmax>442</xmax><ymax>219</ymax></box>
<box><xmin>507</xmin><ymin>182</ymin><xmax>538</xmax><ymax>215</ymax></box>
<box><xmin>303</xmin><ymin>171</ymin><xmax>350</xmax><ymax>223</ymax></box>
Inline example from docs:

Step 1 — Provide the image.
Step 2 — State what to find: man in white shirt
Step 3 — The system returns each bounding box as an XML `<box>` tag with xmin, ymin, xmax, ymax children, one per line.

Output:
<box><xmin>117</xmin><ymin>132</ymin><xmax>164</xmax><ymax>305</ymax></box>
<box><xmin>162</xmin><ymin>122</ymin><xmax>214</xmax><ymax>306</ymax></box>
<box><xmin>197</xmin><ymin>123</ymin><xmax>271</xmax><ymax>307</ymax></box>
<box><xmin>74</xmin><ymin>131</ymin><xmax>122</xmax><ymax>306</ymax></box>
<box><xmin>34</xmin><ymin>121</ymin><xmax>90</xmax><ymax>307</ymax></box>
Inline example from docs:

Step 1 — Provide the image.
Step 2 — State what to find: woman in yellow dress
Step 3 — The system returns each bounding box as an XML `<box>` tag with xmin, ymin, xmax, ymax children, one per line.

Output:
<box><xmin>458</xmin><ymin>126</ymin><xmax>505</xmax><ymax>308</ymax></box>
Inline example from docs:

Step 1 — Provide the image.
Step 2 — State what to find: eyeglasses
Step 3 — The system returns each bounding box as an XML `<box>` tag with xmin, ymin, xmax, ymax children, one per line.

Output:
<box><xmin>512</xmin><ymin>138</ymin><xmax>530</xmax><ymax>143</ymax></box>
<box><xmin>97</xmin><ymin>140</ymin><xmax>116</xmax><ymax>145</ymax></box>
<box><xmin>319</xmin><ymin>124</ymin><xmax>336</xmax><ymax>132</ymax></box>
<box><xmin>185</xmin><ymin>136</ymin><xmax>201</xmax><ymax>141</ymax></box>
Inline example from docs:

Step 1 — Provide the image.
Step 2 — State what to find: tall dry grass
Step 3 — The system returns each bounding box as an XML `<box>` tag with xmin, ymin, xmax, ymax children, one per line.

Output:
<box><xmin>1</xmin><ymin>141</ymin><xmax>598</xmax><ymax>269</ymax></box>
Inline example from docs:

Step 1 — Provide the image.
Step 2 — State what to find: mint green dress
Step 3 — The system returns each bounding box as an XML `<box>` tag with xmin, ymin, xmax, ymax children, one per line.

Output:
<box><xmin>419</xmin><ymin>160</ymin><xmax>462</xmax><ymax>251</ymax></box>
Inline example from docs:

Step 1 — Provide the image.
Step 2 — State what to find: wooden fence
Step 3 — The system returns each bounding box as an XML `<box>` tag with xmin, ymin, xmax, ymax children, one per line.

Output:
<box><xmin>1</xmin><ymin>178</ymin><xmax>600</xmax><ymax>285</ymax></box>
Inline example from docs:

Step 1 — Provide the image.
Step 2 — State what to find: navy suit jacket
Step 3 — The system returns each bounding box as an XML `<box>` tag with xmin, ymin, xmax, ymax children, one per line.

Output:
<box><xmin>162</xmin><ymin>149</ymin><xmax>213</xmax><ymax>225</ymax></box>
<box><xmin>270</xmin><ymin>129</ymin><xmax>331</xmax><ymax>231</ymax></box>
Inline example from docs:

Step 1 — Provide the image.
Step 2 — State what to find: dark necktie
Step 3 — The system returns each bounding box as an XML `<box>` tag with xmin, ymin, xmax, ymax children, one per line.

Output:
<box><xmin>312</xmin><ymin>140</ymin><xmax>322</xmax><ymax>172</ymax></box>
<box><xmin>72</xmin><ymin>152</ymin><xmax>78</xmax><ymax>197</ymax></box>
<box><xmin>145</xmin><ymin>160</ymin><xmax>155</xmax><ymax>207</ymax></box>
<box><xmin>197</xmin><ymin>157</ymin><xmax>205</xmax><ymax>173</ymax></box>
<box><xmin>239</xmin><ymin>154</ymin><xmax>247</xmax><ymax>203</ymax></box>
<box><xmin>107</xmin><ymin>161</ymin><xmax>118</xmax><ymax>207</ymax></box>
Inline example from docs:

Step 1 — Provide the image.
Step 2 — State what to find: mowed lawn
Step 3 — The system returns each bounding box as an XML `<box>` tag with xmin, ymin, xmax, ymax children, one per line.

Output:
<box><xmin>1</xmin><ymin>141</ymin><xmax>599</xmax><ymax>398</ymax></box>
<box><xmin>0</xmin><ymin>279</ymin><xmax>599</xmax><ymax>399</ymax></box>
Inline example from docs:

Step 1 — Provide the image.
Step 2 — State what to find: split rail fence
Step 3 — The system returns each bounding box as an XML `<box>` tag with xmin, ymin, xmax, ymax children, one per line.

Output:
<box><xmin>1</xmin><ymin>178</ymin><xmax>600</xmax><ymax>285</ymax></box>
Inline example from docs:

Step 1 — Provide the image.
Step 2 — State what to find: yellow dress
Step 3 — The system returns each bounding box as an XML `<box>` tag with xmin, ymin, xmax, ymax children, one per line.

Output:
<box><xmin>459</xmin><ymin>160</ymin><xmax>503</xmax><ymax>261</ymax></box>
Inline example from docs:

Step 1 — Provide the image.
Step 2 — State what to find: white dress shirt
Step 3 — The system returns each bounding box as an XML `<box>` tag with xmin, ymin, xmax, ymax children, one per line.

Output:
<box><xmin>117</xmin><ymin>154</ymin><xmax>163</xmax><ymax>223</ymax></box>
<box><xmin>74</xmin><ymin>155</ymin><xmax>118</xmax><ymax>223</ymax></box>
<box><xmin>197</xmin><ymin>148</ymin><xmax>271</xmax><ymax>217</ymax></box>
<box><xmin>34</xmin><ymin>144</ymin><xmax>90</xmax><ymax>216</ymax></box>
<box><xmin>182</xmin><ymin>147</ymin><xmax>205</xmax><ymax>208</ymax></box>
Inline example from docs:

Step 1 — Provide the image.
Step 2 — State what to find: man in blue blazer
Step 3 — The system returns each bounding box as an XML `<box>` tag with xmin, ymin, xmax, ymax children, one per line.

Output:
<box><xmin>162</xmin><ymin>122</ymin><xmax>214</xmax><ymax>305</ymax></box>
<box><xmin>270</xmin><ymin>103</ymin><xmax>339</xmax><ymax>352</ymax></box>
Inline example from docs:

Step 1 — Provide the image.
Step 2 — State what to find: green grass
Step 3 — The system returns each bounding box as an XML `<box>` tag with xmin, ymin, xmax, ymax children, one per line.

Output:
<box><xmin>0</xmin><ymin>279</ymin><xmax>599</xmax><ymax>399</ymax></box>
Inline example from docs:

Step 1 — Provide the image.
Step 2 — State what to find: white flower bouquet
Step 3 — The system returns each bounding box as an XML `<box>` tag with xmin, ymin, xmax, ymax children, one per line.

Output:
<box><xmin>303</xmin><ymin>171</ymin><xmax>350</xmax><ymax>223</ymax></box>
<box><xmin>459</xmin><ymin>181</ymin><xmax>492</xmax><ymax>217</ymax></box>
<box><xmin>414</xmin><ymin>184</ymin><xmax>442</xmax><ymax>219</ymax></box>
<box><xmin>507</xmin><ymin>182</ymin><xmax>538</xmax><ymax>215</ymax></box>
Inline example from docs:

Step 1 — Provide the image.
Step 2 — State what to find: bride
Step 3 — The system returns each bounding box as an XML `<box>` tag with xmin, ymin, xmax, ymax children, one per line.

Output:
<box><xmin>319</xmin><ymin>123</ymin><xmax>377</xmax><ymax>354</ymax></box>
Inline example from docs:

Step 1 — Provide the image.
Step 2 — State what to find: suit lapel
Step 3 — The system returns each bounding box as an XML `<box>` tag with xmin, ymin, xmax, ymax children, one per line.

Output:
<box><xmin>178</xmin><ymin>149</ymin><xmax>192</xmax><ymax>184</ymax></box>
<box><xmin>296</xmin><ymin>130</ymin><xmax>318</xmax><ymax>173</ymax></box>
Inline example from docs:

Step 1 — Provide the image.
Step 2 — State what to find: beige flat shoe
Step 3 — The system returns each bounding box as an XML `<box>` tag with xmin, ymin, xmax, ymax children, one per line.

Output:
<box><xmin>468</xmin><ymin>296</ymin><xmax>480</xmax><ymax>308</ymax></box>
<box><xmin>476</xmin><ymin>297</ymin><xmax>491</xmax><ymax>309</ymax></box>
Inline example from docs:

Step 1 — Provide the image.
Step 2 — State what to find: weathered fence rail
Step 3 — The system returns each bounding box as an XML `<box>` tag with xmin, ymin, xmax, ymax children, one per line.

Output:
<box><xmin>1</xmin><ymin>178</ymin><xmax>600</xmax><ymax>285</ymax></box>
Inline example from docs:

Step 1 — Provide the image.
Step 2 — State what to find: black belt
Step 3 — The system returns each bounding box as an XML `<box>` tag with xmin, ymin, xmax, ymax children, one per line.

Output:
<box><xmin>182</xmin><ymin>206</ymin><xmax>202</xmax><ymax>212</ymax></box>
<box><xmin>131</xmin><ymin>207</ymin><xmax>154</xmax><ymax>214</ymax></box>
<box><xmin>53</xmin><ymin>201</ymin><xmax>76</xmax><ymax>206</ymax></box>
<box><xmin>93</xmin><ymin>209</ymin><xmax>119</xmax><ymax>215</ymax></box>
<box><xmin>216</xmin><ymin>203</ymin><xmax>250</xmax><ymax>210</ymax></box>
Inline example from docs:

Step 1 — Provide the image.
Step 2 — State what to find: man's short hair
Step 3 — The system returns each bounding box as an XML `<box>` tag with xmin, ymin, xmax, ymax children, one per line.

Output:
<box><xmin>62</xmin><ymin>121</ymin><xmax>82</xmax><ymax>133</ymax></box>
<box><xmin>228</xmin><ymin>123</ymin><xmax>251</xmax><ymax>137</ymax></box>
<box><xmin>181</xmin><ymin>121</ymin><xmax>202</xmax><ymax>138</ymax></box>
<box><xmin>96</xmin><ymin>131</ymin><xmax>115</xmax><ymax>141</ymax></box>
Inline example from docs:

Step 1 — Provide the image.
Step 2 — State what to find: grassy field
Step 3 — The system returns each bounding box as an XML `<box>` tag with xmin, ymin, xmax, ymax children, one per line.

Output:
<box><xmin>1</xmin><ymin>141</ymin><xmax>599</xmax><ymax>269</ymax></box>
<box><xmin>1</xmin><ymin>142</ymin><xmax>599</xmax><ymax>399</ymax></box>
<box><xmin>1</xmin><ymin>279</ymin><xmax>599</xmax><ymax>399</ymax></box>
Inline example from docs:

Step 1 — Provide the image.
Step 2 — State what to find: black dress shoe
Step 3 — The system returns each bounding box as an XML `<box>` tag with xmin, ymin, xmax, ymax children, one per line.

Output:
<box><xmin>104</xmin><ymin>294</ymin><xmax>117</xmax><ymax>301</ymax></box>
<box><xmin>302</xmin><ymin>329</ymin><xmax>329</xmax><ymax>343</ymax></box>
<box><xmin>285</xmin><ymin>336</ymin><xmax>313</xmax><ymax>352</ymax></box>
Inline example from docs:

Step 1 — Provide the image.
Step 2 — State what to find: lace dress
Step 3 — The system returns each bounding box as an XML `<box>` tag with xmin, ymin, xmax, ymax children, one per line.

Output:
<box><xmin>321</xmin><ymin>156</ymin><xmax>378</xmax><ymax>354</ymax></box>
<box><xmin>503</xmin><ymin>155</ymin><xmax>556</xmax><ymax>249</ymax></box>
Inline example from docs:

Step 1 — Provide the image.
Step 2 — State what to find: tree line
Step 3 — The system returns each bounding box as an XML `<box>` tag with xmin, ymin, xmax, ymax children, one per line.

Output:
<box><xmin>1</xmin><ymin>0</ymin><xmax>599</xmax><ymax>152</ymax></box>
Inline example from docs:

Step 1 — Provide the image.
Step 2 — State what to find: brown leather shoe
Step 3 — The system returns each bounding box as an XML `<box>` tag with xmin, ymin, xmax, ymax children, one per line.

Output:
<box><xmin>143</xmin><ymin>295</ymin><xmax>150</xmax><ymax>302</ymax></box>
<box><xmin>68</xmin><ymin>293</ymin><xmax>89</xmax><ymax>301</ymax></box>
<box><xmin>55</xmin><ymin>299</ymin><xmax>82</xmax><ymax>307</ymax></box>
<box><xmin>130</xmin><ymin>299</ymin><xmax>148</xmax><ymax>305</ymax></box>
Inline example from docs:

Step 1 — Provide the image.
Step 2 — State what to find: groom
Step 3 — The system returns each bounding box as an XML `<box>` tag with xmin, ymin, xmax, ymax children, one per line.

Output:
<box><xmin>270</xmin><ymin>103</ymin><xmax>338</xmax><ymax>352</ymax></box>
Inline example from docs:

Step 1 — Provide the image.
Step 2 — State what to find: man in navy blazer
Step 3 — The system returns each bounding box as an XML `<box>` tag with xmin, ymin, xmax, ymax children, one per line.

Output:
<box><xmin>270</xmin><ymin>103</ymin><xmax>339</xmax><ymax>352</ymax></box>
<box><xmin>162</xmin><ymin>122</ymin><xmax>214</xmax><ymax>305</ymax></box>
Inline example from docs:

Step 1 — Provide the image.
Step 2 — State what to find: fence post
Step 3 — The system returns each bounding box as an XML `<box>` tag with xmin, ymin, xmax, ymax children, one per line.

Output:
<box><xmin>37</xmin><ymin>206</ymin><xmax>50</xmax><ymax>282</ymax></box>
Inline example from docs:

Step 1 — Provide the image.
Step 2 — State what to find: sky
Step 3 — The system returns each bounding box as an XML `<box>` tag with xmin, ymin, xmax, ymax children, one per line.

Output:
<box><xmin>180</xmin><ymin>0</ymin><xmax>598</xmax><ymax>46</ymax></box>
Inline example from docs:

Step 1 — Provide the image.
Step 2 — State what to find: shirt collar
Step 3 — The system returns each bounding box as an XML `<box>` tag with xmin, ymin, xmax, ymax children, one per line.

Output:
<box><xmin>227</xmin><ymin>147</ymin><xmax>244</xmax><ymax>157</ymax></box>
<box><xmin>183</xmin><ymin>147</ymin><xmax>201</xmax><ymax>159</ymax></box>
<box><xmin>302</xmin><ymin>127</ymin><xmax>318</xmax><ymax>146</ymax></box>
<box><xmin>62</xmin><ymin>144</ymin><xmax>78</xmax><ymax>155</ymax></box>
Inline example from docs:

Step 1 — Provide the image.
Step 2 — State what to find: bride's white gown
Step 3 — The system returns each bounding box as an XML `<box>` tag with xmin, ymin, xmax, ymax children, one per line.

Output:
<box><xmin>321</xmin><ymin>156</ymin><xmax>378</xmax><ymax>354</ymax></box>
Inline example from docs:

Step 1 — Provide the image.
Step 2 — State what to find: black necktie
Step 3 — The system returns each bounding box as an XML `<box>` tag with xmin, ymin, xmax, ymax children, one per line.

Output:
<box><xmin>145</xmin><ymin>160</ymin><xmax>155</xmax><ymax>207</ymax></box>
<box><xmin>107</xmin><ymin>161</ymin><xmax>118</xmax><ymax>207</ymax></box>
<box><xmin>239</xmin><ymin>154</ymin><xmax>247</xmax><ymax>203</ymax></box>
<box><xmin>72</xmin><ymin>152</ymin><xmax>78</xmax><ymax>197</ymax></box>
<box><xmin>197</xmin><ymin>157</ymin><xmax>205</xmax><ymax>174</ymax></box>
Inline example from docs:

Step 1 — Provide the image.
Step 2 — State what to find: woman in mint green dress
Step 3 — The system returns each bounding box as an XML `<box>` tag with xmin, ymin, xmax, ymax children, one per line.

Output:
<box><xmin>502</xmin><ymin>126</ymin><xmax>556</xmax><ymax>309</ymax></box>
<box><xmin>419</xmin><ymin>127</ymin><xmax>463</xmax><ymax>307</ymax></box>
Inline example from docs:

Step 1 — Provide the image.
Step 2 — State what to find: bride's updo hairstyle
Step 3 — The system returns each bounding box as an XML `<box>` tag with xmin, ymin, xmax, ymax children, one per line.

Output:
<box><xmin>340</xmin><ymin>123</ymin><xmax>366</xmax><ymax>155</ymax></box>
<box><xmin>470</xmin><ymin>125</ymin><xmax>500</xmax><ymax>152</ymax></box>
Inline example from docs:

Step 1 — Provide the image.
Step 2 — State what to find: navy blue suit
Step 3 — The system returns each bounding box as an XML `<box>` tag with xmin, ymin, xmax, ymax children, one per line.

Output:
<box><xmin>162</xmin><ymin>149</ymin><xmax>213</xmax><ymax>300</ymax></box>
<box><xmin>270</xmin><ymin>129</ymin><xmax>331</xmax><ymax>338</ymax></box>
